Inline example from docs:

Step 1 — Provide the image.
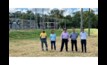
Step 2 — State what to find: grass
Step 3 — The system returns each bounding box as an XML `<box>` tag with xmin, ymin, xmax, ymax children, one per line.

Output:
<box><xmin>9</xmin><ymin>29</ymin><xmax>98</xmax><ymax>57</ymax></box>
<box><xmin>9</xmin><ymin>29</ymin><xmax>97</xmax><ymax>40</ymax></box>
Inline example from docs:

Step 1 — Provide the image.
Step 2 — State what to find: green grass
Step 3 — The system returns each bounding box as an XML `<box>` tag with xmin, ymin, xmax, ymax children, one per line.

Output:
<box><xmin>9</xmin><ymin>29</ymin><xmax>98</xmax><ymax>57</ymax></box>
<box><xmin>9</xmin><ymin>29</ymin><xmax>98</xmax><ymax>40</ymax></box>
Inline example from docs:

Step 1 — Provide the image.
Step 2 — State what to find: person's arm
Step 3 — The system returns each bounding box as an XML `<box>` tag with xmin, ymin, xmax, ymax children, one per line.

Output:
<box><xmin>67</xmin><ymin>32</ymin><xmax>69</xmax><ymax>41</ymax></box>
<box><xmin>50</xmin><ymin>34</ymin><xmax>51</xmax><ymax>41</ymax></box>
<box><xmin>80</xmin><ymin>32</ymin><xmax>81</xmax><ymax>36</ymax></box>
<box><xmin>45</xmin><ymin>33</ymin><xmax>47</xmax><ymax>39</ymax></box>
<box><xmin>55</xmin><ymin>34</ymin><xmax>56</xmax><ymax>41</ymax></box>
<box><xmin>40</xmin><ymin>33</ymin><xmax>41</xmax><ymax>39</ymax></box>
<box><xmin>68</xmin><ymin>32</ymin><xmax>70</xmax><ymax>38</ymax></box>
<box><xmin>60</xmin><ymin>32</ymin><xmax>63</xmax><ymax>40</ymax></box>
<box><xmin>76</xmin><ymin>33</ymin><xmax>78</xmax><ymax>38</ymax></box>
<box><xmin>86</xmin><ymin>32</ymin><xmax>88</xmax><ymax>38</ymax></box>
<box><xmin>80</xmin><ymin>32</ymin><xmax>82</xmax><ymax>39</ymax></box>
<box><xmin>70</xmin><ymin>33</ymin><xmax>72</xmax><ymax>38</ymax></box>
<box><xmin>50</xmin><ymin>34</ymin><xmax>51</xmax><ymax>39</ymax></box>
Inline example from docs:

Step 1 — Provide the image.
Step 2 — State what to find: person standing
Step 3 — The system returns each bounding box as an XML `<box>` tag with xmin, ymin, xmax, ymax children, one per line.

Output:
<box><xmin>70</xmin><ymin>27</ymin><xmax>78</xmax><ymax>52</ymax></box>
<box><xmin>60</xmin><ymin>28</ymin><xmax>69</xmax><ymax>52</ymax></box>
<box><xmin>50</xmin><ymin>30</ymin><xmax>56</xmax><ymax>50</ymax></box>
<box><xmin>40</xmin><ymin>30</ymin><xmax>48</xmax><ymax>51</ymax></box>
<box><xmin>80</xmin><ymin>28</ymin><xmax>88</xmax><ymax>53</ymax></box>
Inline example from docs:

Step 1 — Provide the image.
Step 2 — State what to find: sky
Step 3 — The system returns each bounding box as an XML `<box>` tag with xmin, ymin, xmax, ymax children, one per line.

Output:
<box><xmin>9</xmin><ymin>8</ymin><xmax>98</xmax><ymax>16</ymax></box>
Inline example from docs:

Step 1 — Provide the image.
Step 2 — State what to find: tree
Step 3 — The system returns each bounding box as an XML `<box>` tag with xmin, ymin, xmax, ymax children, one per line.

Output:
<box><xmin>49</xmin><ymin>9</ymin><xmax>64</xmax><ymax>18</ymax></box>
<box><xmin>71</xmin><ymin>11</ymin><xmax>81</xmax><ymax>28</ymax></box>
<box><xmin>9</xmin><ymin>8</ymin><xmax>98</xmax><ymax>29</ymax></box>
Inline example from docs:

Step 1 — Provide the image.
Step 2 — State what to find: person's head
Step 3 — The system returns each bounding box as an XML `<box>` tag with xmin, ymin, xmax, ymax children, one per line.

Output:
<box><xmin>63</xmin><ymin>28</ymin><xmax>67</xmax><ymax>32</ymax></box>
<box><xmin>42</xmin><ymin>30</ymin><xmax>45</xmax><ymax>33</ymax></box>
<box><xmin>72</xmin><ymin>27</ymin><xmax>75</xmax><ymax>33</ymax></box>
<box><xmin>81</xmin><ymin>28</ymin><xmax>84</xmax><ymax>32</ymax></box>
<box><xmin>51</xmin><ymin>30</ymin><xmax>54</xmax><ymax>34</ymax></box>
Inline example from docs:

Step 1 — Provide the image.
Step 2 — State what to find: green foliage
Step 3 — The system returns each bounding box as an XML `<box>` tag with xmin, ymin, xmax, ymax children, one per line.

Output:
<box><xmin>9</xmin><ymin>9</ymin><xmax>98</xmax><ymax>28</ymax></box>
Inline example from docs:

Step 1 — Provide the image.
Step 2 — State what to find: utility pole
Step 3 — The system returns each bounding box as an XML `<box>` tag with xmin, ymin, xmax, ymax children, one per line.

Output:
<box><xmin>80</xmin><ymin>8</ymin><xmax>83</xmax><ymax>31</ymax></box>
<box><xmin>34</xmin><ymin>9</ymin><xmax>38</xmax><ymax>29</ymax></box>
<box><xmin>42</xmin><ymin>8</ymin><xmax>45</xmax><ymax>29</ymax></box>
<box><xmin>88</xmin><ymin>8</ymin><xmax>91</xmax><ymax>36</ymax></box>
<box><xmin>30</xmin><ymin>13</ymin><xmax>32</xmax><ymax>29</ymax></box>
<box><xmin>65</xmin><ymin>19</ymin><xmax>66</xmax><ymax>28</ymax></box>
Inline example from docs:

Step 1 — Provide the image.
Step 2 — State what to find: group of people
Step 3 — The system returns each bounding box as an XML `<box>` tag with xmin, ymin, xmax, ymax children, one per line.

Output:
<box><xmin>40</xmin><ymin>27</ymin><xmax>87</xmax><ymax>53</ymax></box>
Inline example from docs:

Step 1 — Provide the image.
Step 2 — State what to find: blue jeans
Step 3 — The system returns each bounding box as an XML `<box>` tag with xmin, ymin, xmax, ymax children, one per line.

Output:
<box><xmin>51</xmin><ymin>41</ymin><xmax>56</xmax><ymax>50</ymax></box>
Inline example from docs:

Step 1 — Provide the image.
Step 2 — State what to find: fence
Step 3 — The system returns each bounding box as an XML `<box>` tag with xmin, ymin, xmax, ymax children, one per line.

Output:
<box><xmin>9</xmin><ymin>17</ymin><xmax>62</xmax><ymax>30</ymax></box>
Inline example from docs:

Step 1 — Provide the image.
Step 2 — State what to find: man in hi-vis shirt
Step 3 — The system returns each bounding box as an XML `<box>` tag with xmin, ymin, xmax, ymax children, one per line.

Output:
<box><xmin>40</xmin><ymin>30</ymin><xmax>48</xmax><ymax>51</ymax></box>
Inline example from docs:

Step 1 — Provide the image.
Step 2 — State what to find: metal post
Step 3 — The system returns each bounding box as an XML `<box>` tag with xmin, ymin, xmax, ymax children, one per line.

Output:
<box><xmin>42</xmin><ymin>9</ymin><xmax>45</xmax><ymax>29</ymax></box>
<box><xmin>35</xmin><ymin>9</ymin><xmax>38</xmax><ymax>29</ymax></box>
<box><xmin>80</xmin><ymin>8</ymin><xmax>83</xmax><ymax>31</ymax></box>
<box><xmin>30</xmin><ymin>14</ymin><xmax>32</xmax><ymax>29</ymax></box>
<box><xmin>88</xmin><ymin>8</ymin><xmax>91</xmax><ymax>36</ymax></box>
<box><xmin>65</xmin><ymin>19</ymin><xmax>66</xmax><ymax>28</ymax></box>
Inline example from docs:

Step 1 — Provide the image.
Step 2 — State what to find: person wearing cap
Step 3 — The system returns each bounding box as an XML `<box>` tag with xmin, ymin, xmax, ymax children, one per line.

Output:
<box><xmin>40</xmin><ymin>30</ymin><xmax>48</xmax><ymax>51</ymax></box>
<box><xmin>80</xmin><ymin>28</ymin><xmax>88</xmax><ymax>53</ymax></box>
<box><xmin>60</xmin><ymin>28</ymin><xmax>69</xmax><ymax>52</ymax></box>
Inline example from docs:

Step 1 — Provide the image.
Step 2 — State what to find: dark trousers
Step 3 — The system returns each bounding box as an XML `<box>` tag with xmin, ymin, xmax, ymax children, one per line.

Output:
<box><xmin>41</xmin><ymin>38</ymin><xmax>48</xmax><ymax>51</ymax></box>
<box><xmin>51</xmin><ymin>41</ymin><xmax>56</xmax><ymax>50</ymax></box>
<box><xmin>60</xmin><ymin>39</ymin><xmax>68</xmax><ymax>52</ymax></box>
<box><xmin>71</xmin><ymin>40</ymin><xmax>78</xmax><ymax>52</ymax></box>
<box><xmin>81</xmin><ymin>39</ymin><xmax>87</xmax><ymax>52</ymax></box>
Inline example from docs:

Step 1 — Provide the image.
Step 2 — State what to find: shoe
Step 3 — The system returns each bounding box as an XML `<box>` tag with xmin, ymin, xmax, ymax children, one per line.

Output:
<box><xmin>60</xmin><ymin>51</ymin><xmax>62</xmax><ymax>52</ymax></box>
<box><xmin>42</xmin><ymin>49</ymin><xmax>44</xmax><ymax>51</ymax></box>
<box><xmin>46</xmin><ymin>49</ymin><xmax>48</xmax><ymax>51</ymax></box>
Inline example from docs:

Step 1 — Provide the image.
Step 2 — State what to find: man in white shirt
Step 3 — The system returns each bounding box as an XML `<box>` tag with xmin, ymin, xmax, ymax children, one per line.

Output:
<box><xmin>80</xmin><ymin>28</ymin><xmax>88</xmax><ymax>53</ymax></box>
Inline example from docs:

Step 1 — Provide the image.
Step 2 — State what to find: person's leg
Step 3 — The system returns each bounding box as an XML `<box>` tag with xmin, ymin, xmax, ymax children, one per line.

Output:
<box><xmin>46</xmin><ymin>41</ymin><xmax>48</xmax><ymax>51</ymax></box>
<box><xmin>44</xmin><ymin>39</ymin><xmax>48</xmax><ymax>51</ymax></box>
<box><xmin>42</xmin><ymin>42</ymin><xmax>44</xmax><ymax>51</ymax></box>
<box><xmin>74</xmin><ymin>40</ymin><xmax>78</xmax><ymax>52</ymax></box>
<box><xmin>65</xmin><ymin>39</ymin><xmax>68</xmax><ymax>52</ymax></box>
<box><xmin>53</xmin><ymin>41</ymin><xmax>56</xmax><ymax>50</ymax></box>
<box><xmin>81</xmin><ymin>40</ymin><xmax>84</xmax><ymax>52</ymax></box>
<box><xmin>84</xmin><ymin>40</ymin><xmax>87</xmax><ymax>53</ymax></box>
<box><xmin>71</xmin><ymin>40</ymin><xmax>74</xmax><ymax>51</ymax></box>
<box><xmin>51</xmin><ymin>41</ymin><xmax>53</xmax><ymax>50</ymax></box>
<box><xmin>60</xmin><ymin>39</ymin><xmax>64</xmax><ymax>52</ymax></box>
<box><xmin>41</xmin><ymin>39</ymin><xmax>44</xmax><ymax>51</ymax></box>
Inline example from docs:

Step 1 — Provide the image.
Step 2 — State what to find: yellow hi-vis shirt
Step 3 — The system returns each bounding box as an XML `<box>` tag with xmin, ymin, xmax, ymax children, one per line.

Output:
<box><xmin>40</xmin><ymin>32</ymin><xmax>47</xmax><ymax>38</ymax></box>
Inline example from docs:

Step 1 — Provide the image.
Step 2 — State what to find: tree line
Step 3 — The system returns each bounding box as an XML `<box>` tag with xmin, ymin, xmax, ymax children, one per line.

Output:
<box><xmin>9</xmin><ymin>8</ymin><xmax>98</xmax><ymax>28</ymax></box>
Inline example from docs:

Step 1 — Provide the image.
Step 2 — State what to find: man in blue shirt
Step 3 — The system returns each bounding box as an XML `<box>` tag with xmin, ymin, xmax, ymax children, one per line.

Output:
<box><xmin>70</xmin><ymin>27</ymin><xmax>78</xmax><ymax>52</ymax></box>
<box><xmin>50</xmin><ymin>30</ymin><xmax>56</xmax><ymax>50</ymax></box>
<box><xmin>80</xmin><ymin>28</ymin><xmax>88</xmax><ymax>53</ymax></box>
